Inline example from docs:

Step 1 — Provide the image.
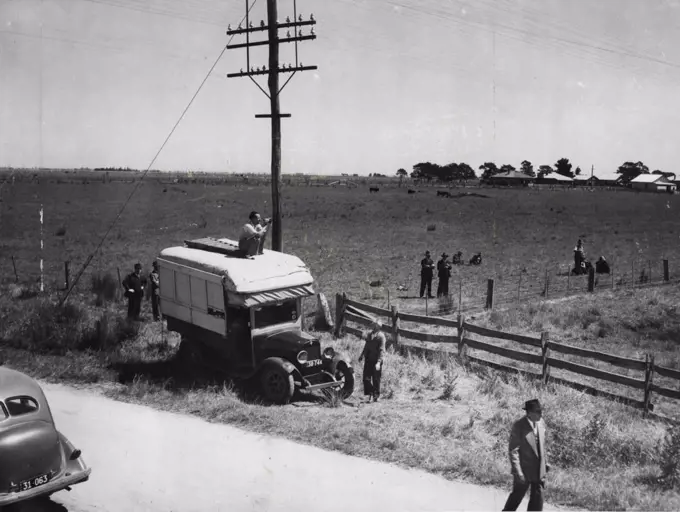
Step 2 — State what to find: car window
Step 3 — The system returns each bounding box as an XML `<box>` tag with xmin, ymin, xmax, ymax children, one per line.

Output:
<box><xmin>5</xmin><ymin>396</ymin><xmax>39</xmax><ymax>416</ymax></box>
<box><xmin>0</xmin><ymin>402</ymin><xmax>7</xmax><ymax>421</ymax></box>
<box><xmin>253</xmin><ymin>300</ymin><xmax>298</xmax><ymax>329</ymax></box>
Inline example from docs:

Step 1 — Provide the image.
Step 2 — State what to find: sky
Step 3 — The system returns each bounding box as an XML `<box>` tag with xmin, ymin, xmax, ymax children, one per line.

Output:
<box><xmin>2</xmin><ymin>0</ymin><xmax>680</xmax><ymax>177</ymax></box>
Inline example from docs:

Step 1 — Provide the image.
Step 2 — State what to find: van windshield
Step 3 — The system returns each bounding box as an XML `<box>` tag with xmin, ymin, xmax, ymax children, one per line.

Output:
<box><xmin>252</xmin><ymin>300</ymin><xmax>298</xmax><ymax>329</ymax></box>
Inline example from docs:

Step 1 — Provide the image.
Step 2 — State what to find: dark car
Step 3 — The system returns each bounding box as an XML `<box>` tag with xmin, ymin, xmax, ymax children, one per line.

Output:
<box><xmin>0</xmin><ymin>367</ymin><xmax>91</xmax><ymax>507</ymax></box>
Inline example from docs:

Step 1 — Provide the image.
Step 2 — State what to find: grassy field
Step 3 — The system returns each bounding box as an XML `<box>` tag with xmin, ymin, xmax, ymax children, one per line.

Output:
<box><xmin>1</xmin><ymin>173</ymin><xmax>679</xmax><ymax>310</ymax></box>
<box><xmin>4</xmin><ymin>172</ymin><xmax>680</xmax><ymax>509</ymax></box>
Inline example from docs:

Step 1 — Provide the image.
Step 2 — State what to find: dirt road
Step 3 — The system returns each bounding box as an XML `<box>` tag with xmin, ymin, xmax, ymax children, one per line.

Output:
<box><xmin>11</xmin><ymin>383</ymin><xmax>563</xmax><ymax>512</ymax></box>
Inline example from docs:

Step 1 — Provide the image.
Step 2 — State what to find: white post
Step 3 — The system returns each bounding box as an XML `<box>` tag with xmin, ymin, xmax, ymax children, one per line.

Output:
<box><xmin>40</xmin><ymin>204</ymin><xmax>44</xmax><ymax>293</ymax></box>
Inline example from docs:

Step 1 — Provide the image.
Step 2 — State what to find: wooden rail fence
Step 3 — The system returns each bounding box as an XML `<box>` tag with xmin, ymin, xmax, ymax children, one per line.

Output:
<box><xmin>335</xmin><ymin>292</ymin><xmax>680</xmax><ymax>421</ymax></box>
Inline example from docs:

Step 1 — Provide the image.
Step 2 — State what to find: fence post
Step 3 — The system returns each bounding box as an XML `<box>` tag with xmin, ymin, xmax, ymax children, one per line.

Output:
<box><xmin>611</xmin><ymin>265</ymin><xmax>615</xmax><ymax>291</ymax></box>
<box><xmin>11</xmin><ymin>255</ymin><xmax>18</xmax><ymax>282</ymax></box>
<box><xmin>64</xmin><ymin>261</ymin><xmax>70</xmax><ymax>290</ymax></box>
<box><xmin>541</xmin><ymin>332</ymin><xmax>550</xmax><ymax>385</ymax></box>
<box><xmin>458</xmin><ymin>280</ymin><xmax>462</xmax><ymax>314</ymax></box>
<box><xmin>544</xmin><ymin>269</ymin><xmax>549</xmax><ymax>299</ymax></box>
<box><xmin>631</xmin><ymin>261</ymin><xmax>635</xmax><ymax>289</ymax></box>
<box><xmin>566</xmin><ymin>266</ymin><xmax>570</xmax><ymax>292</ymax></box>
<box><xmin>391</xmin><ymin>305</ymin><xmax>399</xmax><ymax>348</ymax></box>
<box><xmin>648</xmin><ymin>260</ymin><xmax>652</xmax><ymax>284</ymax></box>
<box><xmin>425</xmin><ymin>295</ymin><xmax>429</xmax><ymax>316</ymax></box>
<box><xmin>457</xmin><ymin>313</ymin><xmax>467</xmax><ymax>360</ymax></box>
<box><xmin>587</xmin><ymin>266</ymin><xmax>595</xmax><ymax>292</ymax></box>
<box><xmin>486</xmin><ymin>278</ymin><xmax>495</xmax><ymax>309</ymax></box>
<box><xmin>643</xmin><ymin>354</ymin><xmax>655</xmax><ymax>417</ymax></box>
<box><xmin>664</xmin><ymin>259</ymin><xmax>670</xmax><ymax>282</ymax></box>
<box><xmin>334</xmin><ymin>292</ymin><xmax>346</xmax><ymax>338</ymax></box>
<box><xmin>517</xmin><ymin>272</ymin><xmax>522</xmax><ymax>303</ymax></box>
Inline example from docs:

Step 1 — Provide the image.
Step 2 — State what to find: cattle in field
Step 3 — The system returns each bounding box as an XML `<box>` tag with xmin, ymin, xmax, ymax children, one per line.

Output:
<box><xmin>451</xmin><ymin>251</ymin><xmax>463</xmax><ymax>265</ymax></box>
<box><xmin>369</xmin><ymin>187</ymin><xmax>379</xmax><ymax>193</ymax></box>
<box><xmin>436</xmin><ymin>190</ymin><xmax>451</xmax><ymax>198</ymax></box>
<box><xmin>469</xmin><ymin>252</ymin><xmax>482</xmax><ymax>265</ymax></box>
<box><xmin>407</xmin><ymin>189</ymin><xmax>416</xmax><ymax>194</ymax></box>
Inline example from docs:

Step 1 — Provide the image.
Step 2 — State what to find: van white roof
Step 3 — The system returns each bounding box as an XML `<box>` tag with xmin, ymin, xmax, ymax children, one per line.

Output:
<box><xmin>158</xmin><ymin>239</ymin><xmax>315</xmax><ymax>295</ymax></box>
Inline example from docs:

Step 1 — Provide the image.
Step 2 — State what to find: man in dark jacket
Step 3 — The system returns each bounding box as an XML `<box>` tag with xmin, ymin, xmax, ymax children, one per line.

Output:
<box><xmin>436</xmin><ymin>253</ymin><xmax>452</xmax><ymax>298</ymax></box>
<box><xmin>122</xmin><ymin>263</ymin><xmax>146</xmax><ymax>320</ymax></box>
<box><xmin>419</xmin><ymin>250</ymin><xmax>435</xmax><ymax>298</ymax></box>
<box><xmin>503</xmin><ymin>399</ymin><xmax>551</xmax><ymax>511</ymax></box>
<box><xmin>149</xmin><ymin>261</ymin><xmax>161</xmax><ymax>321</ymax></box>
<box><xmin>358</xmin><ymin>319</ymin><xmax>386</xmax><ymax>402</ymax></box>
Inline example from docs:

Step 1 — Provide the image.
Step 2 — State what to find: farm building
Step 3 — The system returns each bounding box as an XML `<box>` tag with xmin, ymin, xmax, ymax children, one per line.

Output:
<box><xmin>630</xmin><ymin>174</ymin><xmax>677</xmax><ymax>193</ymax></box>
<box><xmin>487</xmin><ymin>170</ymin><xmax>535</xmax><ymax>186</ymax></box>
<box><xmin>537</xmin><ymin>173</ymin><xmax>574</xmax><ymax>185</ymax></box>
<box><xmin>573</xmin><ymin>175</ymin><xmax>599</xmax><ymax>186</ymax></box>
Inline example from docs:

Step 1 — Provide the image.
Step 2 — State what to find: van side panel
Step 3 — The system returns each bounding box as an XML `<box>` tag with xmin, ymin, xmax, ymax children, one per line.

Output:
<box><xmin>157</xmin><ymin>258</ymin><xmax>226</xmax><ymax>337</ymax></box>
<box><xmin>190</xmin><ymin>275</ymin><xmax>208</xmax><ymax>310</ymax></box>
<box><xmin>159</xmin><ymin>266</ymin><xmax>175</xmax><ymax>301</ymax></box>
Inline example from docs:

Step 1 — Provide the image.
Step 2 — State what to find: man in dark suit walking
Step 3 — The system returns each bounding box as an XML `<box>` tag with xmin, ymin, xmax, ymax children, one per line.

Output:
<box><xmin>503</xmin><ymin>399</ymin><xmax>550</xmax><ymax>511</ymax></box>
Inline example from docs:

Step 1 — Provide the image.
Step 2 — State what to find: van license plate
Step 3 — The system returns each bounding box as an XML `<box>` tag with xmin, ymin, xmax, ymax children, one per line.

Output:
<box><xmin>19</xmin><ymin>473</ymin><xmax>50</xmax><ymax>492</ymax></box>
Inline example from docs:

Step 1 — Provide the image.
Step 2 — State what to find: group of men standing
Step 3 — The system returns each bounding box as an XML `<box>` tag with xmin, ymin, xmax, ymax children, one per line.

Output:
<box><xmin>122</xmin><ymin>261</ymin><xmax>161</xmax><ymax>321</ymax></box>
<box><xmin>420</xmin><ymin>250</ymin><xmax>453</xmax><ymax>299</ymax></box>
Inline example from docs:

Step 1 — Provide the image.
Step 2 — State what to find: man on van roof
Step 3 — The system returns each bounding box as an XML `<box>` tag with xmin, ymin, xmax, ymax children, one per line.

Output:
<box><xmin>239</xmin><ymin>211</ymin><xmax>272</xmax><ymax>258</ymax></box>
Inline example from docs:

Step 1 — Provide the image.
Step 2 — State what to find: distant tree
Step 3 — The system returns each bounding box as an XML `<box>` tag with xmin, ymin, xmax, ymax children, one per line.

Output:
<box><xmin>652</xmin><ymin>169</ymin><xmax>677</xmax><ymax>181</ymax></box>
<box><xmin>457</xmin><ymin>163</ymin><xmax>476</xmax><ymax>180</ymax></box>
<box><xmin>479</xmin><ymin>162</ymin><xmax>499</xmax><ymax>181</ymax></box>
<box><xmin>554</xmin><ymin>158</ymin><xmax>574</xmax><ymax>178</ymax></box>
<box><xmin>520</xmin><ymin>160</ymin><xmax>535</xmax><ymax>177</ymax></box>
<box><xmin>575</xmin><ymin>166</ymin><xmax>582</xmax><ymax>176</ymax></box>
<box><xmin>396</xmin><ymin>168</ymin><xmax>407</xmax><ymax>187</ymax></box>
<box><xmin>412</xmin><ymin>162</ymin><xmax>444</xmax><ymax>181</ymax></box>
<box><xmin>617</xmin><ymin>161</ymin><xmax>649</xmax><ymax>183</ymax></box>
<box><xmin>500</xmin><ymin>164</ymin><xmax>516</xmax><ymax>174</ymax></box>
<box><xmin>537</xmin><ymin>165</ymin><xmax>553</xmax><ymax>179</ymax></box>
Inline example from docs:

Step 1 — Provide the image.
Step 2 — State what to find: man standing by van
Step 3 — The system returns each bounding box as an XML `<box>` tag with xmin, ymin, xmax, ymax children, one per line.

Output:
<box><xmin>239</xmin><ymin>211</ymin><xmax>272</xmax><ymax>258</ymax></box>
<box><xmin>358</xmin><ymin>319</ymin><xmax>386</xmax><ymax>403</ymax></box>
<box><xmin>122</xmin><ymin>263</ymin><xmax>146</xmax><ymax>321</ymax></box>
<box><xmin>149</xmin><ymin>261</ymin><xmax>161</xmax><ymax>321</ymax></box>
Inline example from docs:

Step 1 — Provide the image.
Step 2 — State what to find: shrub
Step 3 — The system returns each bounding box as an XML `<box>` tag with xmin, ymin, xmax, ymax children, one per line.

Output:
<box><xmin>658</xmin><ymin>425</ymin><xmax>680</xmax><ymax>489</ymax></box>
<box><xmin>91</xmin><ymin>272</ymin><xmax>119</xmax><ymax>305</ymax></box>
<box><xmin>8</xmin><ymin>300</ymin><xmax>87</xmax><ymax>354</ymax></box>
<box><xmin>80</xmin><ymin>311</ymin><xmax>140</xmax><ymax>352</ymax></box>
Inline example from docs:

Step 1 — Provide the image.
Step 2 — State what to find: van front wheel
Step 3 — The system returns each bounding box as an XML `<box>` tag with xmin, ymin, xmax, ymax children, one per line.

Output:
<box><xmin>260</xmin><ymin>362</ymin><xmax>295</xmax><ymax>405</ymax></box>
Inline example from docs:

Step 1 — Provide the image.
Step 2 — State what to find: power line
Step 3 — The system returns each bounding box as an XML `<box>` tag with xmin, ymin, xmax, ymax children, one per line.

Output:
<box><xmin>0</xmin><ymin>28</ymin><xmax>217</xmax><ymax>64</ymax></box>
<box><xmin>59</xmin><ymin>0</ymin><xmax>259</xmax><ymax>306</ymax></box>
<box><xmin>78</xmin><ymin>0</ymin><xmax>231</xmax><ymax>28</ymax></box>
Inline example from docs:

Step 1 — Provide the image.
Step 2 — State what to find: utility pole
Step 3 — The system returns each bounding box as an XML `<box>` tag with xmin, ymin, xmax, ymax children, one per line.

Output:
<box><xmin>227</xmin><ymin>0</ymin><xmax>317</xmax><ymax>252</ymax></box>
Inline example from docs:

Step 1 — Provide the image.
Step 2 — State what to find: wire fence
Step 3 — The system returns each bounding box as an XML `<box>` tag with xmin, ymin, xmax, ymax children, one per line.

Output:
<box><xmin>350</xmin><ymin>256</ymin><xmax>680</xmax><ymax>319</ymax></box>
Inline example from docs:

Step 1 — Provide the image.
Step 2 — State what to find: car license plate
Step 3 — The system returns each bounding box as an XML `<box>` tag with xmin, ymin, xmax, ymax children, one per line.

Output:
<box><xmin>19</xmin><ymin>473</ymin><xmax>50</xmax><ymax>492</ymax></box>
<box><xmin>305</xmin><ymin>359</ymin><xmax>322</xmax><ymax>367</ymax></box>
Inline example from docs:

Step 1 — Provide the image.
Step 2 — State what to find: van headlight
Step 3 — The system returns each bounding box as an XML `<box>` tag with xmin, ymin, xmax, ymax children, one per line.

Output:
<box><xmin>322</xmin><ymin>347</ymin><xmax>335</xmax><ymax>359</ymax></box>
<box><xmin>297</xmin><ymin>350</ymin><xmax>309</xmax><ymax>364</ymax></box>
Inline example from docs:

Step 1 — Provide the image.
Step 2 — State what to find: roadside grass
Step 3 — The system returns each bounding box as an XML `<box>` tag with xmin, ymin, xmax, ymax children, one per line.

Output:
<box><xmin>4</xmin><ymin>284</ymin><xmax>680</xmax><ymax>509</ymax></box>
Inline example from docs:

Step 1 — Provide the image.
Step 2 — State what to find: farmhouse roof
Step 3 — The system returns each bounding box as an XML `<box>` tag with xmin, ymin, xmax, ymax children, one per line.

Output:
<box><xmin>573</xmin><ymin>175</ymin><xmax>597</xmax><ymax>181</ymax></box>
<box><xmin>158</xmin><ymin>240</ymin><xmax>315</xmax><ymax>304</ymax></box>
<box><xmin>593</xmin><ymin>172</ymin><xmax>621</xmax><ymax>181</ymax></box>
<box><xmin>490</xmin><ymin>170</ymin><xmax>534</xmax><ymax>180</ymax></box>
<box><xmin>545</xmin><ymin>173</ymin><xmax>573</xmax><ymax>181</ymax></box>
<box><xmin>631</xmin><ymin>174</ymin><xmax>673</xmax><ymax>184</ymax></box>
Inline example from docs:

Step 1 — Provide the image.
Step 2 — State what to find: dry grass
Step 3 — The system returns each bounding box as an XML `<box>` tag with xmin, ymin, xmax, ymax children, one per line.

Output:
<box><xmin>4</xmin><ymin>175</ymin><xmax>680</xmax><ymax>509</ymax></box>
<box><xmin>3</xmin><ymin>285</ymin><xmax>680</xmax><ymax>509</ymax></box>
